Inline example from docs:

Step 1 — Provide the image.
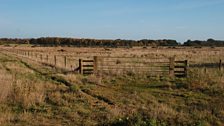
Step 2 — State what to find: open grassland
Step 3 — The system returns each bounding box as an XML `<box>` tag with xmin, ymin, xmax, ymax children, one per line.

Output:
<box><xmin>0</xmin><ymin>46</ymin><xmax>224</xmax><ymax>126</ymax></box>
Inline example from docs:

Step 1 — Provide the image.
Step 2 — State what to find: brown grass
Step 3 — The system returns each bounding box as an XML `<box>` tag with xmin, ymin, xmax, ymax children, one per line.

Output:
<box><xmin>0</xmin><ymin>46</ymin><xmax>224</xmax><ymax>125</ymax></box>
<box><xmin>10</xmin><ymin>80</ymin><xmax>46</xmax><ymax>108</ymax></box>
<box><xmin>0</xmin><ymin>64</ymin><xmax>13</xmax><ymax>103</ymax></box>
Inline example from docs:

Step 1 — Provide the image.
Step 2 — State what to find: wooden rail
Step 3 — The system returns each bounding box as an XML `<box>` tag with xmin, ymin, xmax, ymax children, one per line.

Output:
<box><xmin>78</xmin><ymin>56</ymin><xmax>188</xmax><ymax>77</ymax></box>
<box><xmin>79</xmin><ymin>58</ymin><xmax>95</xmax><ymax>75</ymax></box>
<box><xmin>5</xmin><ymin>48</ymin><xmax>224</xmax><ymax>78</ymax></box>
<box><xmin>175</xmin><ymin>60</ymin><xmax>188</xmax><ymax>77</ymax></box>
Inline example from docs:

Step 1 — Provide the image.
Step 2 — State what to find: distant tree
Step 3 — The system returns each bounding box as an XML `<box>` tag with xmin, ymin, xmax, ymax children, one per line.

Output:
<box><xmin>207</xmin><ymin>38</ymin><xmax>215</xmax><ymax>42</ymax></box>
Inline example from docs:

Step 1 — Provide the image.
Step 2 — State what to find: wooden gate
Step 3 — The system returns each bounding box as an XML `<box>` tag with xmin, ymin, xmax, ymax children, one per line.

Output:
<box><xmin>79</xmin><ymin>59</ymin><xmax>93</xmax><ymax>75</ymax></box>
<box><xmin>78</xmin><ymin>56</ymin><xmax>188</xmax><ymax>77</ymax></box>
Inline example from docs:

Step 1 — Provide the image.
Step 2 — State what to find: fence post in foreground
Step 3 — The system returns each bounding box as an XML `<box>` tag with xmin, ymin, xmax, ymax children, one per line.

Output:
<box><xmin>184</xmin><ymin>60</ymin><xmax>188</xmax><ymax>77</ymax></box>
<box><xmin>219</xmin><ymin>59</ymin><xmax>222</xmax><ymax>71</ymax></box>
<box><xmin>54</xmin><ymin>55</ymin><xmax>57</xmax><ymax>67</ymax></box>
<box><xmin>169</xmin><ymin>57</ymin><xmax>175</xmax><ymax>77</ymax></box>
<box><xmin>64</xmin><ymin>56</ymin><xmax>67</xmax><ymax>68</ymax></box>
<box><xmin>79</xmin><ymin>59</ymin><xmax>83</xmax><ymax>74</ymax></box>
<box><xmin>93</xmin><ymin>56</ymin><xmax>98</xmax><ymax>75</ymax></box>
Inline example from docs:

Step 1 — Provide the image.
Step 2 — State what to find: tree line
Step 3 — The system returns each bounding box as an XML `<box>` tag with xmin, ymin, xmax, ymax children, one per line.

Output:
<box><xmin>0</xmin><ymin>37</ymin><xmax>224</xmax><ymax>47</ymax></box>
<box><xmin>183</xmin><ymin>39</ymin><xmax>224</xmax><ymax>47</ymax></box>
<box><xmin>0</xmin><ymin>37</ymin><xmax>178</xmax><ymax>47</ymax></box>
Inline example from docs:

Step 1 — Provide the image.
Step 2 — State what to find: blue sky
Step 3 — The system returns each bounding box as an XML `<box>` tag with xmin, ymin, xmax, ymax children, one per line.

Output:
<box><xmin>0</xmin><ymin>0</ymin><xmax>224</xmax><ymax>42</ymax></box>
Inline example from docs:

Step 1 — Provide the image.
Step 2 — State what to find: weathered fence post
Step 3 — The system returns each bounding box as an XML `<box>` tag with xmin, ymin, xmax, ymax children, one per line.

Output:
<box><xmin>93</xmin><ymin>56</ymin><xmax>98</xmax><ymax>75</ymax></box>
<box><xmin>54</xmin><ymin>55</ymin><xmax>57</xmax><ymax>67</ymax></box>
<box><xmin>36</xmin><ymin>54</ymin><xmax>38</xmax><ymax>61</ymax></box>
<box><xmin>64</xmin><ymin>56</ymin><xmax>67</xmax><ymax>68</ymax></box>
<box><xmin>100</xmin><ymin>57</ymin><xmax>104</xmax><ymax>76</ymax></box>
<box><xmin>79</xmin><ymin>59</ymin><xmax>83</xmax><ymax>74</ymax></box>
<box><xmin>169</xmin><ymin>57</ymin><xmax>175</xmax><ymax>77</ymax></box>
<box><xmin>219</xmin><ymin>59</ymin><xmax>222</xmax><ymax>71</ymax></box>
<box><xmin>184</xmin><ymin>60</ymin><xmax>188</xmax><ymax>77</ymax></box>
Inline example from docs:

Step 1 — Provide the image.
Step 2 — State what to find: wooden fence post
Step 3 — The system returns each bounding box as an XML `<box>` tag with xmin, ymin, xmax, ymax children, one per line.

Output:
<box><xmin>100</xmin><ymin>57</ymin><xmax>104</xmax><ymax>76</ymax></box>
<box><xmin>64</xmin><ymin>56</ymin><xmax>67</xmax><ymax>68</ymax></box>
<box><xmin>219</xmin><ymin>59</ymin><xmax>222</xmax><ymax>71</ymax></box>
<box><xmin>93</xmin><ymin>56</ymin><xmax>98</xmax><ymax>75</ymax></box>
<box><xmin>184</xmin><ymin>60</ymin><xmax>188</xmax><ymax>77</ymax></box>
<box><xmin>169</xmin><ymin>57</ymin><xmax>175</xmax><ymax>77</ymax></box>
<box><xmin>54</xmin><ymin>55</ymin><xmax>57</xmax><ymax>67</ymax></box>
<box><xmin>79</xmin><ymin>59</ymin><xmax>83</xmax><ymax>74</ymax></box>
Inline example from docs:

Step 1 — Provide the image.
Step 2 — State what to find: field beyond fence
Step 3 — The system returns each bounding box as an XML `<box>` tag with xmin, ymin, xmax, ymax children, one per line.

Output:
<box><xmin>0</xmin><ymin>46</ymin><xmax>224</xmax><ymax>125</ymax></box>
<box><xmin>2</xmin><ymin>48</ymin><xmax>222</xmax><ymax>78</ymax></box>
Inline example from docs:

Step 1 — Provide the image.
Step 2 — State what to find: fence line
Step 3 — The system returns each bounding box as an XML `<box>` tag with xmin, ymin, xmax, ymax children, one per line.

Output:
<box><xmin>78</xmin><ymin>56</ymin><xmax>188</xmax><ymax>77</ymax></box>
<box><xmin>2</xmin><ymin>49</ymin><xmax>224</xmax><ymax>78</ymax></box>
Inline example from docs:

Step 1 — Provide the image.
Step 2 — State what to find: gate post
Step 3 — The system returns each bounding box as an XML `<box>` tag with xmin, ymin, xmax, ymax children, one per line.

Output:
<box><xmin>219</xmin><ymin>59</ymin><xmax>222</xmax><ymax>71</ymax></box>
<box><xmin>184</xmin><ymin>60</ymin><xmax>188</xmax><ymax>77</ymax></box>
<box><xmin>93</xmin><ymin>56</ymin><xmax>98</xmax><ymax>75</ymax></box>
<box><xmin>64</xmin><ymin>56</ymin><xmax>67</xmax><ymax>68</ymax></box>
<box><xmin>79</xmin><ymin>59</ymin><xmax>83</xmax><ymax>74</ymax></box>
<box><xmin>169</xmin><ymin>57</ymin><xmax>175</xmax><ymax>77</ymax></box>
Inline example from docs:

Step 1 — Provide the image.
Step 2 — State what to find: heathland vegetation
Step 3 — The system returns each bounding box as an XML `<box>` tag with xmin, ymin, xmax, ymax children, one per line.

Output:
<box><xmin>0</xmin><ymin>45</ymin><xmax>224</xmax><ymax>125</ymax></box>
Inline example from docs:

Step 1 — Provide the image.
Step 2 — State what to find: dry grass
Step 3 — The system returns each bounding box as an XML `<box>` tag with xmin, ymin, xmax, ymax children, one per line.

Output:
<box><xmin>10</xmin><ymin>80</ymin><xmax>46</xmax><ymax>108</ymax></box>
<box><xmin>0</xmin><ymin>46</ymin><xmax>224</xmax><ymax>125</ymax></box>
<box><xmin>0</xmin><ymin>64</ymin><xmax>13</xmax><ymax>103</ymax></box>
